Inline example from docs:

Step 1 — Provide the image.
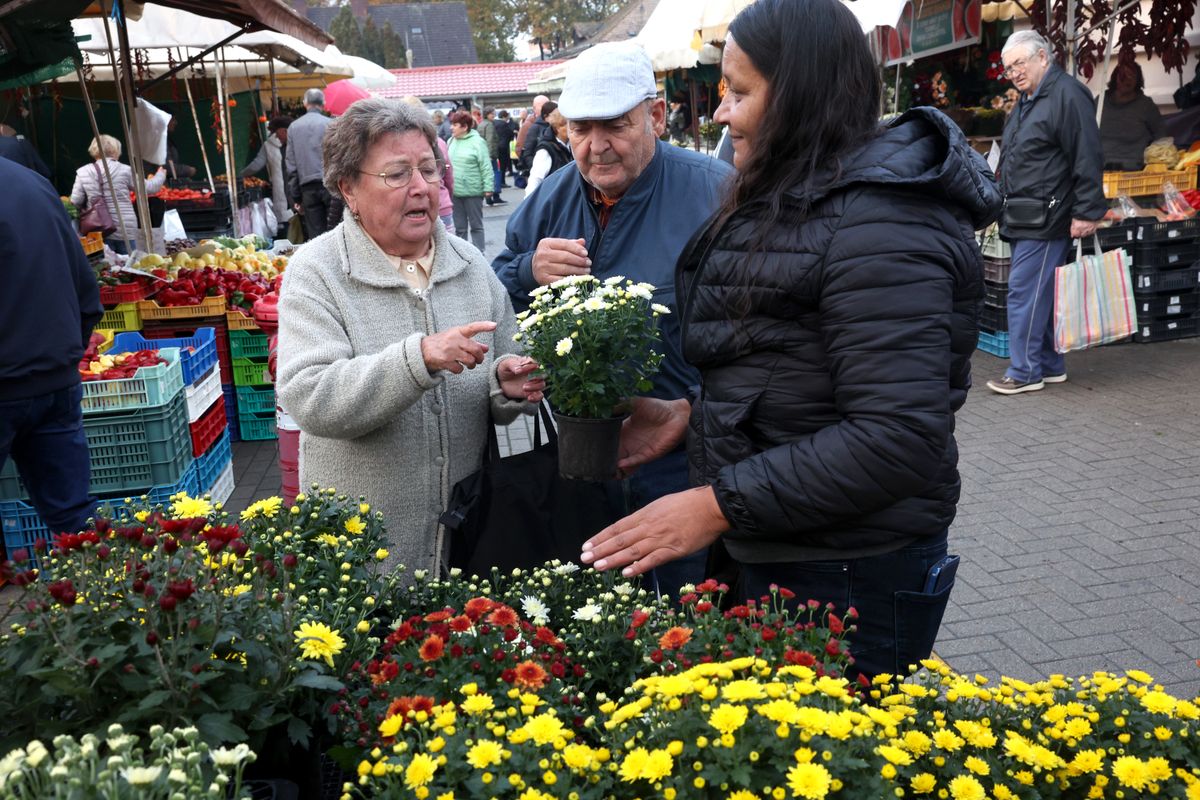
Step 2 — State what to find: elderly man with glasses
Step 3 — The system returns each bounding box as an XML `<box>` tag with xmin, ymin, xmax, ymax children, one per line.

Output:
<box><xmin>987</xmin><ymin>30</ymin><xmax>1106</xmax><ymax>396</ymax></box>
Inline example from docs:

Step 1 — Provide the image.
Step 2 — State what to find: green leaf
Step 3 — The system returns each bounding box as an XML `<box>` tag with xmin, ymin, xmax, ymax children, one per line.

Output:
<box><xmin>293</xmin><ymin>672</ymin><xmax>343</xmax><ymax>691</ymax></box>
<box><xmin>286</xmin><ymin>716</ymin><xmax>312</xmax><ymax>746</ymax></box>
<box><xmin>196</xmin><ymin>712</ymin><xmax>247</xmax><ymax>744</ymax></box>
<box><xmin>137</xmin><ymin>689</ymin><xmax>174</xmax><ymax>711</ymax></box>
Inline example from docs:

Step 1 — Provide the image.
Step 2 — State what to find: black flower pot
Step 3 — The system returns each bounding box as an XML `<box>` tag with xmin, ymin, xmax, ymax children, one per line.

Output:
<box><xmin>553</xmin><ymin>412</ymin><xmax>626</xmax><ymax>482</ymax></box>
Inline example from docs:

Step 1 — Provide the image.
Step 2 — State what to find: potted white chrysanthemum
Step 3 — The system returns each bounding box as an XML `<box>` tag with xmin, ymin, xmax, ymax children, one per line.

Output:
<box><xmin>514</xmin><ymin>275</ymin><xmax>669</xmax><ymax>481</ymax></box>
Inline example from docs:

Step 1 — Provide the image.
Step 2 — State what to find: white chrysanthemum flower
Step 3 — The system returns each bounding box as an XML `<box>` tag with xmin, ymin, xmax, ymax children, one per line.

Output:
<box><xmin>613</xmin><ymin>583</ymin><xmax>635</xmax><ymax>597</ymax></box>
<box><xmin>121</xmin><ymin>766</ymin><xmax>163</xmax><ymax>785</ymax></box>
<box><xmin>530</xmin><ymin>285</ymin><xmax>550</xmax><ymax>296</ymax></box>
<box><xmin>604</xmin><ymin>275</ymin><xmax>626</xmax><ymax>285</ymax></box>
<box><xmin>210</xmin><ymin>743</ymin><xmax>252</xmax><ymax>767</ymax></box>
<box><xmin>626</xmin><ymin>284</ymin><xmax>652</xmax><ymax>300</ymax></box>
<box><xmin>572</xmin><ymin>603</ymin><xmax>603</xmax><ymax>623</ymax></box>
<box><xmin>50</xmin><ymin>765</ymin><xmax>68</xmax><ymax>779</ymax></box>
<box><xmin>552</xmin><ymin>562</ymin><xmax>580</xmax><ymax>575</ymax></box>
<box><xmin>168</xmin><ymin>768</ymin><xmax>188</xmax><ymax>784</ymax></box>
<box><xmin>555</xmin><ymin>338</ymin><xmax>573</xmax><ymax>357</ymax></box>
<box><xmin>651</xmin><ymin>303</ymin><xmax>671</xmax><ymax>315</ymax></box>
<box><xmin>520</xmin><ymin>595</ymin><xmax>550</xmax><ymax>625</ymax></box>
<box><xmin>560</xmin><ymin>286</ymin><xmax>578</xmax><ymax>300</ymax></box>
<box><xmin>583</xmin><ymin>297</ymin><xmax>607</xmax><ymax>312</ymax></box>
<box><xmin>519</xmin><ymin>314</ymin><xmax>541</xmax><ymax>331</ymax></box>
<box><xmin>106</xmin><ymin>735</ymin><xmax>135</xmax><ymax>752</ymax></box>
<box><xmin>24</xmin><ymin>742</ymin><xmax>47</xmax><ymax>769</ymax></box>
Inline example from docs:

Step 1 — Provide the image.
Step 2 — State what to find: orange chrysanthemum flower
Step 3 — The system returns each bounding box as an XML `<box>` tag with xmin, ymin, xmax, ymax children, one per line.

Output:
<box><xmin>418</xmin><ymin>634</ymin><xmax>445</xmax><ymax>661</ymax></box>
<box><xmin>424</xmin><ymin>610</ymin><xmax>453</xmax><ymax>623</ymax></box>
<box><xmin>513</xmin><ymin>659</ymin><xmax>548</xmax><ymax>690</ymax></box>
<box><xmin>534</xmin><ymin>626</ymin><xmax>560</xmax><ymax>646</ymax></box>
<box><xmin>464</xmin><ymin>597</ymin><xmax>495</xmax><ymax>620</ymax></box>
<box><xmin>658</xmin><ymin>626</ymin><xmax>693</xmax><ymax>651</ymax></box>
<box><xmin>448</xmin><ymin>614</ymin><xmax>473</xmax><ymax>633</ymax></box>
<box><xmin>487</xmin><ymin>605</ymin><xmax>519</xmax><ymax>627</ymax></box>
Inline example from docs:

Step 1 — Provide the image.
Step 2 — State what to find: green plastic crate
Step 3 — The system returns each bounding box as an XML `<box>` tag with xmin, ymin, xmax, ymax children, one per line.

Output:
<box><xmin>232</xmin><ymin>356</ymin><xmax>272</xmax><ymax>387</ymax></box>
<box><xmin>229</xmin><ymin>329</ymin><xmax>269</xmax><ymax>360</ymax></box>
<box><xmin>237</xmin><ymin>410</ymin><xmax>277</xmax><ymax>441</ymax></box>
<box><xmin>80</xmin><ymin>347</ymin><xmax>184</xmax><ymax>415</ymax></box>
<box><xmin>235</xmin><ymin>384</ymin><xmax>275</xmax><ymax>415</ymax></box>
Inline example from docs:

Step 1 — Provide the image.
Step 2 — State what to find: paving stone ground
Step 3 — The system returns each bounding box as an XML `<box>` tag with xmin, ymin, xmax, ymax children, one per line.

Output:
<box><xmin>224</xmin><ymin>192</ymin><xmax>1200</xmax><ymax>698</ymax></box>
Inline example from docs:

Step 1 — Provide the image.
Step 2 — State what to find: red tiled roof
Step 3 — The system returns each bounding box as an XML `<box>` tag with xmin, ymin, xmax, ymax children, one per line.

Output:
<box><xmin>373</xmin><ymin>61</ymin><xmax>567</xmax><ymax>100</ymax></box>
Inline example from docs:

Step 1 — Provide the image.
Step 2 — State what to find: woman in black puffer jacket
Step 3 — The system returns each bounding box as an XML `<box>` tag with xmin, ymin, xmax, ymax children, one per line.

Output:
<box><xmin>581</xmin><ymin>0</ymin><xmax>1002</xmax><ymax>680</ymax></box>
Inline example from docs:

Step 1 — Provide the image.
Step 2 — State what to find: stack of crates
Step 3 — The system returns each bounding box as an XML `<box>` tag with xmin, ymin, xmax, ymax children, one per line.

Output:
<box><xmin>978</xmin><ymin>231</ymin><xmax>1012</xmax><ymax>358</ymax></box>
<box><xmin>1121</xmin><ymin>218</ymin><xmax>1200</xmax><ymax>343</ymax></box>
<box><xmin>230</xmin><ymin>316</ymin><xmax>277</xmax><ymax>441</ymax></box>
<box><xmin>1</xmin><ymin>343</ymin><xmax>196</xmax><ymax>573</ymax></box>
<box><xmin>112</xmin><ymin>327</ymin><xmax>235</xmax><ymax>507</ymax></box>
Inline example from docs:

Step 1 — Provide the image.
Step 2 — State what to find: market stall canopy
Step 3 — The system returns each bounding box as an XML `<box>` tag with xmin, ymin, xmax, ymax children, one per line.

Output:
<box><xmin>57</xmin><ymin>43</ymin><xmax>351</xmax><ymax>82</ymax></box>
<box><xmin>0</xmin><ymin>0</ymin><xmax>91</xmax><ymax>89</ymax></box>
<box><xmin>633</xmin><ymin>0</ymin><xmax>723</xmax><ymax>71</ymax></box>
<box><xmin>74</xmin><ymin>0</ymin><xmax>331</xmax><ymax>48</ymax></box>
<box><xmin>342</xmin><ymin>54</ymin><xmax>395</xmax><ymax>90</ymax></box>
<box><xmin>695</xmin><ymin>0</ymin><xmax>755</xmax><ymax>43</ymax></box>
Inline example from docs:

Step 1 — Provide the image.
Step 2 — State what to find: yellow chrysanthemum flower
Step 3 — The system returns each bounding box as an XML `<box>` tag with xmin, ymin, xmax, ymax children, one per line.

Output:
<box><xmin>404</xmin><ymin>753</ymin><xmax>438</xmax><ymax>789</ymax></box>
<box><xmin>948</xmin><ymin>774</ymin><xmax>985</xmax><ymax>800</ymax></box>
<box><xmin>727</xmin><ymin>791</ymin><xmax>762</xmax><ymax>800</ymax></box>
<box><xmin>462</xmin><ymin>694</ymin><xmax>495</xmax><ymax>716</ymax></box>
<box><xmin>171</xmin><ymin>494</ymin><xmax>212</xmax><ymax>519</ymax></box>
<box><xmin>910</xmin><ymin>773</ymin><xmax>937</xmax><ymax>794</ymax></box>
<box><xmin>517</xmin><ymin>713</ymin><xmax>567</xmax><ymax>746</ymax></box>
<box><xmin>379</xmin><ymin>715</ymin><xmax>403</xmax><ymax>738</ymax></box>
<box><xmin>962</xmin><ymin>755</ymin><xmax>989</xmax><ymax>776</ymax></box>
<box><xmin>561</xmin><ymin>744</ymin><xmax>594</xmax><ymax>771</ymax></box>
<box><xmin>466</xmin><ymin>740</ymin><xmax>504</xmax><ymax>769</ymax></box>
<box><xmin>708</xmin><ymin>704</ymin><xmax>749</xmax><ymax>735</ymax></box>
<box><xmin>1141</xmin><ymin>691</ymin><xmax>1177</xmax><ymax>715</ymax></box>
<box><xmin>786</xmin><ymin>762</ymin><xmax>832</xmax><ymax>800</ymax></box>
<box><xmin>344</xmin><ymin>515</ymin><xmax>366</xmax><ymax>535</ymax></box>
<box><xmin>876</xmin><ymin>745</ymin><xmax>913</xmax><ymax>766</ymax></box>
<box><xmin>721</xmin><ymin>680</ymin><xmax>766</xmax><ymax>702</ymax></box>
<box><xmin>1111</xmin><ymin>756</ymin><xmax>1150</xmax><ymax>790</ymax></box>
<box><xmin>316</xmin><ymin>533</ymin><xmax>340</xmax><ymax>547</ymax></box>
<box><xmin>294</xmin><ymin>621</ymin><xmax>346</xmax><ymax>667</ymax></box>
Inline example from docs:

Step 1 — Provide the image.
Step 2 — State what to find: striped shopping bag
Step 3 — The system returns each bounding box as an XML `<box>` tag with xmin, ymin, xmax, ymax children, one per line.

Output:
<box><xmin>1053</xmin><ymin>236</ymin><xmax>1138</xmax><ymax>353</ymax></box>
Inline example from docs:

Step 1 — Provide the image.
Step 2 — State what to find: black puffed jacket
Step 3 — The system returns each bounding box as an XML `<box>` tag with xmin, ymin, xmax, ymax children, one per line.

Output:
<box><xmin>678</xmin><ymin>107</ymin><xmax>1002</xmax><ymax>564</ymax></box>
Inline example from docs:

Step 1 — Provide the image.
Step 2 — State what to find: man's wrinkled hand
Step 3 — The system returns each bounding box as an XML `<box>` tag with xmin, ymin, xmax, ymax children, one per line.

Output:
<box><xmin>531</xmin><ymin>237</ymin><xmax>591</xmax><ymax>286</ymax></box>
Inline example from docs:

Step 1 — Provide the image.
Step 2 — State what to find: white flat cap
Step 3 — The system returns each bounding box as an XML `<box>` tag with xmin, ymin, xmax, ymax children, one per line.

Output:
<box><xmin>557</xmin><ymin>42</ymin><xmax>658</xmax><ymax>121</ymax></box>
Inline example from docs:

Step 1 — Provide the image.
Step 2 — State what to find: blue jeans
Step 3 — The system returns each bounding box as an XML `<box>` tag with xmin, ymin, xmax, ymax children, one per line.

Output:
<box><xmin>628</xmin><ymin>448</ymin><xmax>708</xmax><ymax>599</ymax></box>
<box><xmin>0</xmin><ymin>384</ymin><xmax>95</xmax><ymax>535</ymax></box>
<box><xmin>739</xmin><ymin>535</ymin><xmax>952</xmax><ymax>681</ymax></box>
<box><xmin>1006</xmin><ymin>238</ymin><xmax>1071</xmax><ymax>383</ymax></box>
<box><xmin>491</xmin><ymin>160</ymin><xmax>504</xmax><ymax>200</ymax></box>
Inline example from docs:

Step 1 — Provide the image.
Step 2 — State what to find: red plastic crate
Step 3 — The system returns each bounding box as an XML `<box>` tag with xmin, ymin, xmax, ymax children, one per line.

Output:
<box><xmin>99</xmin><ymin>277</ymin><xmax>154</xmax><ymax>306</ymax></box>
<box><xmin>142</xmin><ymin>319</ymin><xmax>233</xmax><ymax>385</ymax></box>
<box><xmin>188</xmin><ymin>393</ymin><xmax>227</xmax><ymax>457</ymax></box>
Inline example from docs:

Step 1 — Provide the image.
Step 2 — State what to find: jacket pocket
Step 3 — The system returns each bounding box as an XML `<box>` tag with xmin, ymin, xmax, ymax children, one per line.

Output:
<box><xmin>693</xmin><ymin>396</ymin><xmax>760</xmax><ymax>484</ymax></box>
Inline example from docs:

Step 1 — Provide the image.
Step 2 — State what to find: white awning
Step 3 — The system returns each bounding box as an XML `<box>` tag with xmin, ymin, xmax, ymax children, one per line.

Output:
<box><xmin>634</xmin><ymin>0</ymin><xmax>723</xmax><ymax>72</ymax></box>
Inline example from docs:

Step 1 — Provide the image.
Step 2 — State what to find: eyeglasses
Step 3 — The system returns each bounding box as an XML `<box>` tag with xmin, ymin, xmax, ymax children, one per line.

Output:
<box><xmin>359</xmin><ymin>162</ymin><xmax>445</xmax><ymax>189</ymax></box>
<box><xmin>1002</xmin><ymin>56</ymin><xmax>1034</xmax><ymax>79</ymax></box>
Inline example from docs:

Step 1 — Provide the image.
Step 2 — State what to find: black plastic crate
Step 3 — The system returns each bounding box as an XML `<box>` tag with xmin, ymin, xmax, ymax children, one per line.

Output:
<box><xmin>1130</xmin><ymin>263</ymin><xmax>1200</xmax><ymax>293</ymax></box>
<box><xmin>984</xmin><ymin>279</ymin><xmax>1008</xmax><ymax>307</ymax></box>
<box><xmin>980</xmin><ymin>302</ymin><xmax>1008</xmax><ymax>332</ymax></box>
<box><xmin>983</xmin><ymin>257</ymin><xmax>1010</xmax><ymax>284</ymax></box>
<box><xmin>1131</xmin><ymin>314</ymin><xmax>1200</xmax><ymax>343</ymax></box>
<box><xmin>1134</xmin><ymin>291</ymin><xmax>1200</xmax><ymax>319</ymax></box>
<box><xmin>1132</xmin><ymin>241</ymin><xmax>1200</xmax><ymax>269</ymax></box>
<box><xmin>178</xmin><ymin>207</ymin><xmax>233</xmax><ymax>231</ymax></box>
<box><xmin>1136</xmin><ymin>217</ymin><xmax>1200</xmax><ymax>244</ymax></box>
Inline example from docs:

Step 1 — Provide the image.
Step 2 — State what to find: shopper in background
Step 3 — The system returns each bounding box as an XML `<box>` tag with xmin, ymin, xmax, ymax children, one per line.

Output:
<box><xmin>480</xmin><ymin>107</ymin><xmax>506</xmax><ymax>206</ymax></box>
<box><xmin>69</xmin><ymin>134</ymin><xmax>166</xmax><ymax>255</ymax></box>
<box><xmin>495</xmin><ymin>109</ymin><xmax>515</xmax><ymax>184</ymax></box>
<box><xmin>241</xmin><ymin>116</ymin><xmax>294</xmax><ymax>227</ymax></box>
<box><xmin>581</xmin><ymin>0</ymin><xmax>1001</xmax><ymax>681</ymax></box>
<box><xmin>516</xmin><ymin>94</ymin><xmax>551</xmax><ymax>174</ymax></box>
<box><xmin>0</xmin><ymin>123</ymin><xmax>52</xmax><ymax>182</ymax></box>
<box><xmin>493</xmin><ymin>41</ymin><xmax>732</xmax><ymax>598</ymax></box>
<box><xmin>1099</xmin><ymin>61</ymin><xmax>1167</xmax><ymax>170</ymax></box>
<box><xmin>0</xmin><ymin>157</ymin><xmax>103</xmax><ymax>539</ymax></box>
<box><xmin>988</xmin><ymin>30</ymin><xmax>1106</xmax><ymax>395</ymax></box>
<box><xmin>285</xmin><ymin>88</ymin><xmax>334</xmax><ymax>239</ymax></box>
<box><xmin>276</xmin><ymin>98</ymin><xmax>541</xmax><ymax>575</ymax></box>
<box><xmin>447</xmin><ymin>110</ymin><xmax>492</xmax><ymax>251</ymax></box>
<box><xmin>524</xmin><ymin>107</ymin><xmax>571</xmax><ymax>194</ymax></box>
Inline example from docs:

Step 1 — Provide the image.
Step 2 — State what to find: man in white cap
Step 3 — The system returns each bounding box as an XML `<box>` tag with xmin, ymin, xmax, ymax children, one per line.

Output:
<box><xmin>493</xmin><ymin>41</ymin><xmax>732</xmax><ymax>598</ymax></box>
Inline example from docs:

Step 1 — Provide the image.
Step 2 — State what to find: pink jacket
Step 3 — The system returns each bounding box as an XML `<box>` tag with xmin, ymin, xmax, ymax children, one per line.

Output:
<box><xmin>437</xmin><ymin>138</ymin><xmax>454</xmax><ymax>218</ymax></box>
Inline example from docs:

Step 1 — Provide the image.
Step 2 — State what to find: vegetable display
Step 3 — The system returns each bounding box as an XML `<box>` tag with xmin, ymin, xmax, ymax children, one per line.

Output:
<box><xmin>79</xmin><ymin>349</ymin><xmax>166</xmax><ymax>381</ymax></box>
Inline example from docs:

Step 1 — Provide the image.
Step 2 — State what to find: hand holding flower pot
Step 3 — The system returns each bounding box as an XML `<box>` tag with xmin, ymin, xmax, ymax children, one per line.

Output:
<box><xmin>514</xmin><ymin>275</ymin><xmax>669</xmax><ymax>481</ymax></box>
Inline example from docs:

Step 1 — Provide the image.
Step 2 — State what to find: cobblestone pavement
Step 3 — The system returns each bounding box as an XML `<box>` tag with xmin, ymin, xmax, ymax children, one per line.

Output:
<box><xmin>227</xmin><ymin>189</ymin><xmax>1200</xmax><ymax>698</ymax></box>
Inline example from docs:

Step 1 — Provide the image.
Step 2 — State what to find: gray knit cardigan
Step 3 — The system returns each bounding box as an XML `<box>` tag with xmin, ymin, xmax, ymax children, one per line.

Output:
<box><xmin>276</xmin><ymin>213</ymin><xmax>530</xmax><ymax>575</ymax></box>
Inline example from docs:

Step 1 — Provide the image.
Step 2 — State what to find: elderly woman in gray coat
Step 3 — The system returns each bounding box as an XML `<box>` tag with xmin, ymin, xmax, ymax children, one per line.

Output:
<box><xmin>277</xmin><ymin>99</ymin><xmax>543</xmax><ymax>575</ymax></box>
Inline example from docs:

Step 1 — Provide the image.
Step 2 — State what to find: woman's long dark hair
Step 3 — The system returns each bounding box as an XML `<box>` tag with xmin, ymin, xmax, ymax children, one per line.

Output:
<box><xmin>718</xmin><ymin>0</ymin><xmax>881</xmax><ymax>227</ymax></box>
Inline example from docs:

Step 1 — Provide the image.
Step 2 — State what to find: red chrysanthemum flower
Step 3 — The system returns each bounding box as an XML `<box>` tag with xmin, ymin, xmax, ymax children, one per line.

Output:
<box><xmin>534</xmin><ymin>626</ymin><xmax>560</xmax><ymax>645</ymax></box>
<box><xmin>463</xmin><ymin>597</ymin><xmax>495</xmax><ymax>620</ymax></box>
<box><xmin>630</xmin><ymin>609</ymin><xmax>650</xmax><ymax>629</ymax></box>
<box><xmin>448</xmin><ymin>615</ymin><xmax>473</xmax><ymax>633</ymax></box>
<box><xmin>424</xmin><ymin>610</ymin><xmax>453</xmax><ymax>623</ymax></box>
<box><xmin>513</xmin><ymin>660</ymin><xmax>548</xmax><ymax>690</ymax></box>
<box><xmin>487</xmin><ymin>605</ymin><xmax>518</xmax><ymax>627</ymax></box>
<box><xmin>418</xmin><ymin>634</ymin><xmax>445</xmax><ymax>661</ymax></box>
<box><xmin>658</xmin><ymin>626</ymin><xmax>693</xmax><ymax>651</ymax></box>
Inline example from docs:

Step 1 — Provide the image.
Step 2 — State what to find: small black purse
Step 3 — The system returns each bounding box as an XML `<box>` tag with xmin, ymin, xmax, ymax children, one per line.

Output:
<box><xmin>442</xmin><ymin>404</ymin><xmax>626</xmax><ymax>575</ymax></box>
<box><xmin>1003</xmin><ymin>196</ymin><xmax>1049</xmax><ymax>228</ymax></box>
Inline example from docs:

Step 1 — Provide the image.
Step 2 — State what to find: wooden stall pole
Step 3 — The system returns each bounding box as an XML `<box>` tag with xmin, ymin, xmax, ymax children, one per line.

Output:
<box><xmin>180</xmin><ymin>62</ymin><xmax>217</xmax><ymax>194</ymax></box>
<box><xmin>75</xmin><ymin>63</ymin><xmax>133</xmax><ymax>249</ymax></box>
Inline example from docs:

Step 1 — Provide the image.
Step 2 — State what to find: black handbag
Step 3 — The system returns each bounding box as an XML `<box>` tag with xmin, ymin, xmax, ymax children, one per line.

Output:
<box><xmin>441</xmin><ymin>404</ymin><xmax>626</xmax><ymax>575</ymax></box>
<box><xmin>1003</xmin><ymin>196</ymin><xmax>1049</xmax><ymax>228</ymax></box>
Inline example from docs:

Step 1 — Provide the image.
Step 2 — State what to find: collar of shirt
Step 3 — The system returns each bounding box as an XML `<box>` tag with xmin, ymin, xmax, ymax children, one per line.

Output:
<box><xmin>364</xmin><ymin>230</ymin><xmax>436</xmax><ymax>290</ymax></box>
<box><xmin>588</xmin><ymin>184</ymin><xmax>620</xmax><ymax>230</ymax></box>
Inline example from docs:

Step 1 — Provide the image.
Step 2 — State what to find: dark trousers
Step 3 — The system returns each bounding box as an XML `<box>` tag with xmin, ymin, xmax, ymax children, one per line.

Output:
<box><xmin>498</xmin><ymin>150</ymin><xmax>512</xmax><ymax>178</ymax></box>
<box><xmin>739</xmin><ymin>535</ymin><xmax>953</xmax><ymax>681</ymax></box>
<box><xmin>0</xmin><ymin>384</ymin><xmax>94</xmax><ymax>535</ymax></box>
<box><xmin>628</xmin><ymin>448</ymin><xmax>708</xmax><ymax>600</ymax></box>
<box><xmin>300</xmin><ymin>181</ymin><xmax>333</xmax><ymax>239</ymax></box>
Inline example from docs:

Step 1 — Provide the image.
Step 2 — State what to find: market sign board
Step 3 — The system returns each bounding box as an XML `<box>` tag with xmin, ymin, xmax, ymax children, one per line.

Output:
<box><xmin>879</xmin><ymin>0</ymin><xmax>982</xmax><ymax>66</ymax></box>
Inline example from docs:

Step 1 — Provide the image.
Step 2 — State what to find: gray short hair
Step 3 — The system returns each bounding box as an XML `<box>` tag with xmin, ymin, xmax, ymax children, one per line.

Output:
<box><xmin>304</xmin><ymin>88</ymin><xmax>325</xmax><ymax>108</ymax></box>
<box><xmin>88</xmin><ymin>134</ymin><xmax>121</xmax><ymax>160</ymax></box>
<box><xmin>1002</xmin><ymin>30</ymin><xmax>1052</xmax><ymax>59</ymax></box>
<box><xmin>322</xmin><ymin>97</ymin><xmax>441</xmax><ymax>197</ymax></box>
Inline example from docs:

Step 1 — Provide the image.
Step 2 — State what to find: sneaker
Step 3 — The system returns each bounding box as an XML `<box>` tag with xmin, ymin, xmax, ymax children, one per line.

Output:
<box><xmin>1043</xmin><ymin>373</ymin><xmax>1067</xmax><ymax>384</ymax></box>
<box><xmin>986</xmin><ymin>375</ymin><xmax>1045</xmax><ymax>395</ymax></box>
<box><xmin>490</xmin><ymin>198</ymin><xmax>508</xmax><ymax>205</ymax></box>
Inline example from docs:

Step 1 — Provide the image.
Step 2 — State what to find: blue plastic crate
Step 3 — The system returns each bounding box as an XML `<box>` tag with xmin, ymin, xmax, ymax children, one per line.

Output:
<box><xmin>977</xmin><ymin>329</ymin><xmax>1010</xmax><ymax>358</ymax></box>
<box><xmin>222</xmin><ymin>384</ymin><xmax>240</xmax><ymax>442</ymax></box>
<box><xmin>196</xmin><ymin>431</ymin><xmax>233</xmax><ymax>493</ymax></box>
<box><xmin>2</xmin><ymin>461</ymin><xmax>200</xmax><ymax>576</ymax></box>
<box><xmin>113</xmin><ymin>327</ymin><xmax>218</xmax><ymax>387</ymax></box>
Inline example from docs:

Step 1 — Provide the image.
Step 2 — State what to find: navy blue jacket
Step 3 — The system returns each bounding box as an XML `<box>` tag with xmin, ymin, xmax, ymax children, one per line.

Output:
<box><xmin>493</xmin><ymin>140</ymin><xmax>732</xmax><ymax>401</ymax></box>
<box><xmin>679</xmin><ymin>108</ymin><xmax>1002</xmax><ymax>563</ymax></box>
<box><xmin>0</xmin><ymin>159</ymin><xmax>102</xmax><ymax>401</ymax></box>
<box><xmin>0</xmin><ymin>136</ymin><xmax>51</xmax><ymax>182</ymax></box>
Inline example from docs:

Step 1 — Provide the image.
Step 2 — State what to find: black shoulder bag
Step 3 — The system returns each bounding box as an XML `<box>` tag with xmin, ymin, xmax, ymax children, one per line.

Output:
<box><xmin>441</xmin><ymin>403</ymin><xmax>626</xmax><ymax>575</ymax></box>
